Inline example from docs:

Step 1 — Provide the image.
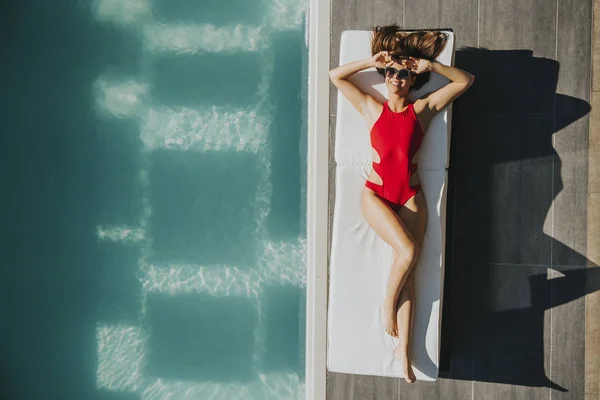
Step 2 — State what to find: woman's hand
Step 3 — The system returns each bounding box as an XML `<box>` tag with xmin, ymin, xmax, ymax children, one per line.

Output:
<box><xmin>371</xmin><ymin>51</ymin><xmax>394</xmax><ymax>69</ymax></box>
<box><xmin>408</xmin><ymin>57</ymin><xmax>433</xmax><ymax>74</ymax></box>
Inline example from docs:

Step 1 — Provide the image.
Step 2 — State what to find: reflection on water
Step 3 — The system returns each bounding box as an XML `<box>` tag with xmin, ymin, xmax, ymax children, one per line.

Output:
<box><xmin>91</xmin><ymin>0</ymin><xmax>308</xmax><ymax>398</ymax></box>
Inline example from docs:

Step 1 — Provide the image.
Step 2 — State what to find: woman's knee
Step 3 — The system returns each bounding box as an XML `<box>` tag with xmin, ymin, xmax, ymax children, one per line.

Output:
<box><xmin>393</xmin><ymin>240</ymin><xmax>420</xmax><ymax>264</ymax></box>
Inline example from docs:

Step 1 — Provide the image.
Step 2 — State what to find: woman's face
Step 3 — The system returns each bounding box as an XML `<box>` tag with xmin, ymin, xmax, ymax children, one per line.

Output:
<box><xmin>384</xmin><ymin>60</ymin><xmax>416</xmax><ymax>94</ymax></box>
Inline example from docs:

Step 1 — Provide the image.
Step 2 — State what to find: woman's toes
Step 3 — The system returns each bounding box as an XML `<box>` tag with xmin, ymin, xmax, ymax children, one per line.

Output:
<box><xmin>385</xmin><ymin>326</ymin><xmax>399</xmax><ymax>337</ymax></box>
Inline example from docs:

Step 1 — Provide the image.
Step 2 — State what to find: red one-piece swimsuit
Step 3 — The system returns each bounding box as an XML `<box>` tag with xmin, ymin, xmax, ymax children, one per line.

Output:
<box><xmin>364</xmin><ymin>101</ymin><xmax>424</xmax><ymax>206</ymax></box>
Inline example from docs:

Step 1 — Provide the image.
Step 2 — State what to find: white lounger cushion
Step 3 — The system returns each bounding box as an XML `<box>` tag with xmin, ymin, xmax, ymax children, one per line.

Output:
<box><xmin>327</xmin><ymin>29</ymin><xmax>455</xmax><ymax>381</ymax></box>
<box><xmin>333</xmin><ymin>30</ymin><xmax>455</xmax><ymax>170</ymax></box>
<box><xmin>328</xmin><ymin>167</ymin><xmax>448</xmax><ymax>379</ymax></box>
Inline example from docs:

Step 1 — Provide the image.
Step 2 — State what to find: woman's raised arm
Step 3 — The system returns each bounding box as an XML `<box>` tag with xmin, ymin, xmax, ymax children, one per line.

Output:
<box><xmin>412</xmin><ymin>58</ymin><xmax>475</xmax><ymax>116</ymax></box>
<box><xmin>329</xmin><ymin>51</ymin><xmax>392</xmax><ymax>117</ymax></box>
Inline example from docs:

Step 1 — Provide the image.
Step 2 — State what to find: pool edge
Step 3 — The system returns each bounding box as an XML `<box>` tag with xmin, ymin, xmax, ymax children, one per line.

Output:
<box><xmin>306</xmin><ymin>0</ymin><xmax>330</xmax><ymax>398</ymax></box>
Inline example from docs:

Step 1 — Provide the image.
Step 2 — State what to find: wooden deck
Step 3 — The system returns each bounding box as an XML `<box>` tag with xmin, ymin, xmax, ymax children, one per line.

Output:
<box><xmin>326</xmin><ymin>0</ymin><xmax>598</xmax><ymax>399</ymax></box>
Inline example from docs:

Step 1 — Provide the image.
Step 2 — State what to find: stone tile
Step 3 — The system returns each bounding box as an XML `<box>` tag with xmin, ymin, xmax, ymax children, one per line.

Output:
<box><xmin>585</xmin><ymin>392</ymin><xmax>600</xmax><ymax>400</ymax></box>
<box><xmin>590</xmin><ymin>92</ymin><xmax>600</xmax><ymax>343</ymax></box>
<box><xmin>453</xmin><ymin>114</ymin><xmax>554</xmax><ymax>265</ymax></box>
<box><xmin>488</xmin><ymin>120</ymin><xmax>553</xmax><ymax>266</ymax></box>
<box><xmin>330</xmin><ymin>74</ymin><xmax>338</xmax><ymax>117</ymax></box>
<box><xmin>591</xmin><ymin>151</ymin><xmax>600</xmax><ymax>194</ymax></box>
<box><xmin>589</xmin><ymin>192</ymin><xmax>600</xmax><ymax>267</ymax></box>
<box><xmin>590</xmin><ymin>93</ymin><xmax>600</xmax><ymax>189</ymax></box>
<box><xmin>549</xmin><ymin>267</ymin><xmax>586</xmax><ymax>399</ymax></box>
<box><xmin>330</xmin><ymin>0</ymin><xmax>375</xmax><ymax>116</ymax></box>
<box><xmin>398</xmin><ymin>375</ymin><xmax>472</xmax><ymax>399</ymax></box>
<box><xmin>329</xmin><ymin>115</ymin><xmax>337</xmax><ymax>166</ymax></box>
<box><xmin>585</xmin><ymin>270</ymin><xmax>600</xmax><ymax>397</ymax></box>
<box><xmin>404</xmin><ymin>0</ymin><xmax>478</xmax><ymax>48</ymax></box>
<box><xmin>594</xmin><ymin>0</ymin><xmax>600</xmax><ymax>92</ymax></box>
<box><xmin>544</xmin><ymin>283</ymin><xmax>552</xmax><ymax>396</ymax></box>
<box><xmin>488</xmin><ymin>264</ymin><xmax>545</xmax><ymax>311</ymax></box>
<box><xmin>354</xmin><ymin>0</ymin><xmax>375</xmax><ymax>28</ymax></box>
<box><xmin>555</xmin><ymin>93</ymin><xmax>592</xmax><ymax>120</ymax></box>
<box><xmin>326</xmin><ymin>372</ymin><xmax>398</xmax><ymax>400</ymax></box>
<box><xmin>555</xmin><ymin>0</ymin><xmax>593</xmax><ymax>112</ymax></box>
<box><xmin>449</xmin><ymin>125</ymin><xmax>489</xmax><ymax>263</ymax></box>
<box><xmin>474</xmin><ymin>49</ymin><xmax>557</xmax><ymax>114</ymax></box>
<box><xmin>330</xmin><ymin>1</ymin><xmax>343</xmax><ymax>116</ymax></box>
<box><xmin>398</xmin><ymin>380</ymin><xmax>437</xmax><ymax>399</ymax></box>
<box><xmin>451</xmin><ymin>48</ymin><xmax>479</xmax><ymax>113</ymax></box>
<box><xmin>373</xmin><ymin>0</ymin><xmax>403</xmax><ymax>28</ymax></box>
<box><xmin>471</xmin><ymin>264</ymin><xmax>552</xmax><ymax>392</ymax></box>
<box><xmin>552</xmin><ymin>114</ymin><xmax>589</xmax><ymax>266</ymax></box>
<box><xmin>473</xmin><ymin>381</ymin><xmax>550</xmax><ymax>400</ymax></box>
<box><xmin>592</xmin><ymin>53</ymin><xmax>600</xmax><ymax>92</ymax></box>
<box><xmin>551</xmin><ymin>180</ymin><xmax>589</xmax><ymax>267</ymax></box>
<box><xmin>436</xmin><ymin>378</ymin><xmax>473</xmax><ymax>400</ymax></box>
<box><xmin>439</xmin><ymin>232</ymin><xmax>475</xmax><ymax>384</ymax></box>
<box><xmin>352</xmin><ymin>375</ymin><xmax>398</xmax><ymax>400</ymax></box>
<box><xmin>554</xmin><ymin>115</ymin><xmax>590</xmax><ymax>184</ymax></box>
<box><xmin>326</xmin><ymin>372</ymin><xmax>347</xmax><ymax>400</ymax></box>
<box><xmin>327</xmin><ymin>163</ymin><xmax>335</xmax><ymax>265</ymax></box>
<box><xmin>473</xmin><ymin>382</ymin><xmax>514</xmax><ymax>400</ymax></box>
<box><xmin>479</xmin><ymin>0</ymin><xmax>556</xmax><ymax>59</ymax></box>
<box><xmin>439</xmin><ymin>173</ymin><xmax>457</xmax><ymax>372</ymax></box>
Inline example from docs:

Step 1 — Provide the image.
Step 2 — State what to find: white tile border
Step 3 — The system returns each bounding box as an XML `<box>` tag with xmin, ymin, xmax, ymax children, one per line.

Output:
<box><xmin>306</xmin><ymin>0</ymin><xmax>330</xmax><ymax>398</ymax></box>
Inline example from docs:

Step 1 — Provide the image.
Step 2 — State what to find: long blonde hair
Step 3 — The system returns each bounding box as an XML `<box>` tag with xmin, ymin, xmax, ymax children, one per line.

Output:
<box><xmin>370</xmin><ymin>24</ymin><xmax>448</xmax><ymax>90</ymax></box>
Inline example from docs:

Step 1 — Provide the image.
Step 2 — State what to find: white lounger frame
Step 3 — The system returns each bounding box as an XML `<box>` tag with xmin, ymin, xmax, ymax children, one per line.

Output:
<box><xmin>305</xmin><ymin>0</ymin><xmax>330</xmax><ymax>399</ymax></box>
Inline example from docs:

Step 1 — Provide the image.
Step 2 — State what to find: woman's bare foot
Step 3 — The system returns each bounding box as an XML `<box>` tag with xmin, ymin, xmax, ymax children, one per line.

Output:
<box><xmin>383</xmin><ymin>303</ymin><xmax>398</xmax><ymax>337</ymax></box>
<box><xmin>394</xmin><ymin>347</ymin><xmax>416</xmax><ymax>383</ymax></box>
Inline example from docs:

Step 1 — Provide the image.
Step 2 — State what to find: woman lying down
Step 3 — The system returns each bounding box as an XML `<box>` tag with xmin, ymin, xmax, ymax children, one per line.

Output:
<box><xmin>329</xmin><ymin>24</ymin><xmax>474</xmax><ymax>383</ymax></box>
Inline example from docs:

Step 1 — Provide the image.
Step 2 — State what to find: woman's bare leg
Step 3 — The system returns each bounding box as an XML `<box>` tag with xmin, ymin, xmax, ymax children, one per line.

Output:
<box><xmin>395</xmin><ymin>272</ymin><xmax>416</xmax><ymax>382</ymax></box>
<box><xmin>360</xmin><ymin>187</ymin><xmax>420</xmax><ymax>338</ymax></box>
<box><xmin>393</xmin><ymin>190</ymin><xmax>427</xmax><ymax>383</ymax></box>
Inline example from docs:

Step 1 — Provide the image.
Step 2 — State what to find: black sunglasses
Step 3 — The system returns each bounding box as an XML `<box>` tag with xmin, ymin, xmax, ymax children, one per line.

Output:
<box><xmin>384</xmin><ymin>67</ymin><xmax>411</xmax><ymax>80</ymax></box>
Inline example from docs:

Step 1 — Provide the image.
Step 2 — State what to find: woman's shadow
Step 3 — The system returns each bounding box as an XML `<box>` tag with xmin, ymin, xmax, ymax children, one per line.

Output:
<box><xmin>439</xmin><ymin>47</ymin><xmax>599</xmax><ymax>392</ymax></box>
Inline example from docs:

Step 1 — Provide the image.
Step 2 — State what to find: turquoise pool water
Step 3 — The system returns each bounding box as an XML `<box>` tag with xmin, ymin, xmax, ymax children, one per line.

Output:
<box><xmin>89</xmin><ymin>0</ymin><xmax>309</xmax><ymax>399</ymax></box>
<box><xmin>3</xmin><ymin>0</ymin><xmax>307</xmax><ymax>397</ymax></box>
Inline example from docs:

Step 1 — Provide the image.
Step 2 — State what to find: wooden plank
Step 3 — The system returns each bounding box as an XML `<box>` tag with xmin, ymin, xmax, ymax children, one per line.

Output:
<box><xmin>479</xmin><ymin>0</ymin><xmax>556</xmax><ymax>58</ymax></box>
<box><xmin>404</xmin><ymin>0</ymin><xmax>478</xmax><ymax>48</ymax></box>
<box><xmin>550</xmin><ymin>267</ymin><xmax>587</xmax><ymax>399</ymax></box>
<box><xmin>472</xmin><ymin>264</ymin><xmax>551</xmax><ymax>400</ymax></box>
<box><xmin>327</xmin><ymin>372</ymin><xmax>398</xmax><ymax>400</ymax></box>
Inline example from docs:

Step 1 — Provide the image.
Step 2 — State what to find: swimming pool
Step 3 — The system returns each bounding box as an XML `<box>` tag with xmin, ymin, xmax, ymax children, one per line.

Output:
<box><xmin>92</xmin><ymin>0</ymin><xmax>310</xmax><ymax>398</ymax></box>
